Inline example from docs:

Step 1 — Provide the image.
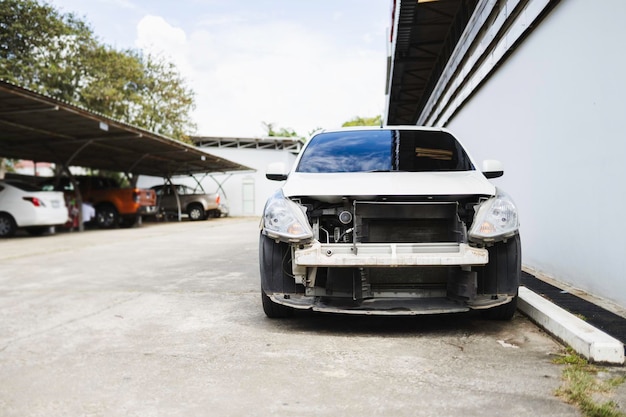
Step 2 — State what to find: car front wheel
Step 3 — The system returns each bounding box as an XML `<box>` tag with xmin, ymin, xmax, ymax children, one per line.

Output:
<box><xmin>476</xmin><ymin>234</ymin><xmax>521</xmax><ymax>321</ymax></box>
<box><xmin>259</xmin><ymin>233</ymin><xmax>295</xmax><ymax>318</ymax></box>
<box><xmin>96</xmin><ymin>204</ymin><xmax>119</xmax><ymax>229</ymax></box>
<box><xmin>481</xmin><ymin>294</ymin><xmax>518</xmax><ymax>320</ymax></box>
<box><xmin>261</xmin><ymin>290</ymin><xmax>294</xmax><ymax>318</ymax></box>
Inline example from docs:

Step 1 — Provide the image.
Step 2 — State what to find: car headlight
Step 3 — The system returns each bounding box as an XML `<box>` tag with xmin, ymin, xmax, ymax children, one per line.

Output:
<box><xmin>262</xmin><ymin>190</ymin><xmax>313</xmax><ymax>243</ymax></box>
<box><xmin>469</xmin><ymin>189</ymin><xmax>519</xmax><ymax>242</ymax></box>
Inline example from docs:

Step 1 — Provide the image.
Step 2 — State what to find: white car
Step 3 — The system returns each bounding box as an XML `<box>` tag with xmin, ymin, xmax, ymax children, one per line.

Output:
<box><xmin>260</xmin><ymin>126</ymin><xmax>521</xmax><ymax>319</ymax></box>
<box><xmin>0</xmin><ymin>179</ymin><xmax>68</xmax><ymax>237</ymax></box>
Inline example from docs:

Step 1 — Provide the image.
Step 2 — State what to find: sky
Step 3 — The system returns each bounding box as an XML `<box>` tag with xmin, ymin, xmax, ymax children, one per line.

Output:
<box><xmin>45</xmin><ymin>0</ymin><xmax>392</xmax><ymax>138</ymax></box>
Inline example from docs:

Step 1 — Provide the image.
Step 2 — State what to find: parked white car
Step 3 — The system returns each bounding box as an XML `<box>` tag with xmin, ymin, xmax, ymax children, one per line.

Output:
<box><xmin>260</xmin><ymin>126</ymin><xmax>521</xmax><ymax>319</ymax></box>
<box><xmin>0</xmin><ymin>179</ymin><xmax>68</xmax><ymax>237</ymax></box>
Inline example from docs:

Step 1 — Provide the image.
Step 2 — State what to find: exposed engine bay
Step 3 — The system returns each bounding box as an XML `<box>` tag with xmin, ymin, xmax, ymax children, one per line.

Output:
<box><xmin>272</xmin><ymin>195</ymin><xmax>517</xmax><ymax>314</ymax></box>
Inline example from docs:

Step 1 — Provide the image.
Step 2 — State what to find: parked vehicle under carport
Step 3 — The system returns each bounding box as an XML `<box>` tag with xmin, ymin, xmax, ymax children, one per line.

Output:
<box><xmin>151</xmin><ymin>184</ymin><xmax>221</xmax><ymax>221</ymax></box>
<box><xmin>0</xmin><ymin>179</ymin><xmax>68</xmax><ymax>237</ymax></box>
<box><xmin>42</xmin><ymin>176</ymin><xmax>157</xmax><ymax>229</ymax></box>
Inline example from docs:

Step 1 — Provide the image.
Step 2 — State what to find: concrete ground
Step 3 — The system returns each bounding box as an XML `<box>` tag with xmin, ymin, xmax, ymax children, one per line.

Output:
<box><xmin>0</xmin><ymin>217</ymin><xmax>583</xmax><ymax>416</ymax></box>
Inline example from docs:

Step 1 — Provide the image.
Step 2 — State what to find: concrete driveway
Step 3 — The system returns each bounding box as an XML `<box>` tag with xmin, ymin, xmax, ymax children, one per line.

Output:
<box><xmin>0</xmin><ymin>218</ymin><xmax>577</xmax><ymax>416</ymax></box>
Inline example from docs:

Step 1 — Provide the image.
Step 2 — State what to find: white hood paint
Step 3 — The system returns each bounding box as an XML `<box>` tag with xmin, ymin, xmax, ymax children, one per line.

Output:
<box><xmin>282</xmin><ymin>171</ymin><xmax>496</xmax><ymax>202</ymax></box>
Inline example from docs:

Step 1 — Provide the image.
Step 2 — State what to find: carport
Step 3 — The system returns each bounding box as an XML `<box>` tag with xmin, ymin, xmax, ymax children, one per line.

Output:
<box><xmin>0</xmin><ymin>79</ymin><xmax>253</xmax><ymax>230</ymax></box>
<box><xmin>386</xmin><ymin>0</ymin><xmax>479</xmax><ymax>125</ymax></box>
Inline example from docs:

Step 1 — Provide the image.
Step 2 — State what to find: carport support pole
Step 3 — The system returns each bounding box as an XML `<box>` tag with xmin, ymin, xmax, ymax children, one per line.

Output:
<box><xmin>205</xmin><ymin>173</ymin><xmax>233</xmax><ymax>201</ymax></box>
<box><xmin>61</xmin><ymin>166</ymin><xmax>84</xmax><ymax>232</ymax></box>
<box><xmin>61</xmin><ymin>141</ymin><xmax>97</xmax><ymax>232</ymax></box>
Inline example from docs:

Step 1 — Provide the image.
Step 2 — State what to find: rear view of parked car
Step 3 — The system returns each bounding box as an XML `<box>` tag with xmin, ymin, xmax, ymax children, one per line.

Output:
<box><xmin>260</xmin><ymin>126</ymin><xmax>521</xmax><ymax>320</ymax></box>
<box><xmin>151</xmin><ymin>184</ymin><xmax>221</xmax><ymax>221</ymax></box>
<box><xmin>0</xmin><ymin>179</ymin><xmax>68</xmax><ymax>237</ymax></box>
<box><xmin>43</xmin><ymin>176</ymin><xmax>157</xmax><ymax>229</ymax></box>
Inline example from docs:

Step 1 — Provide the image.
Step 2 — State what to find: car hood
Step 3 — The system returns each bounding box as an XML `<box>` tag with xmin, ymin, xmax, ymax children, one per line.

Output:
<box><xmin>281</xmin><ymin>171</ymin><xmax>496</xmax><ymax>203</ymax></box>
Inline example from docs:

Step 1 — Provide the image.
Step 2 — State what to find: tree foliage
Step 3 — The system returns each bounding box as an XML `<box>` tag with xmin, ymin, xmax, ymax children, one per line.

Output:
<box><xmin>262</xmin><ymin>122</ymin><xmax>300</xmax><ymax>138</ymax></box>
<box><xmin>0</xmin><ymin>0</ymin><xmax>196</xmax><ymax>141</ymax></box>
<box><xmin>342</xmin><ymin>115</ymin><xmax>382</xmax><ymax>127</ymax></box>
<box><xmin>261</xmin><ymin>117</ymin><xmax>383</xmax><ymax>142</ymax></box>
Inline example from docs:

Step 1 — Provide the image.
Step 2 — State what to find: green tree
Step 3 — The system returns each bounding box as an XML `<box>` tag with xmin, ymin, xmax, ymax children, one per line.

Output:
<box><xmin>0</xmin><ymin>0</ymin><xmax>96</xmax><ymax>100</ymax></box>
<box><xmin>0</xmin><ymin>0</ymin><xmax>196</xmax><ymax>141</ymax></box>
<box><xmin>308</xmin><ymin>127</ymin><xmax>323</xmax><ymax>137</ymax></box>
<box><xmin>79</xmin><ymin>46</ymin><xmax>146</xmax><ymax>121</ymax></box>
<box><xmin>342</xmin><ymin>115</ymin><xmax>382</xmax><ymax>127</ymax></box>
<box><xmin>262</xmin><ymin>122</ymin><xmax>299</xmax><ymax>138</ymax></box>
<box><xmin>133</xmin><ymin>54</ymin><xmax>196</xmax><ymax>141</ymax></box>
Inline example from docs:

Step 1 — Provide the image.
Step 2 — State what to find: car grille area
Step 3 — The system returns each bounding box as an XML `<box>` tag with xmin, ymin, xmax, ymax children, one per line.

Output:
<box><xmin>354</xmin><ymin>201</ymin><xmax>465</xmax><ymax>244</ymax></box>
<box><xmin>302</xmin><ymin>200</ymin><xmax>479</xmax><ymax>301</ymax></box>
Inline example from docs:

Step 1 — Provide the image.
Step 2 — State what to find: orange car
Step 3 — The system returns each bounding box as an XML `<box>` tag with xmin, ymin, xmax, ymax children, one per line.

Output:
<box><xmin>45</xmin><ymin>176</ymin><xmax>157</xmax><ymax>228</ymax></box>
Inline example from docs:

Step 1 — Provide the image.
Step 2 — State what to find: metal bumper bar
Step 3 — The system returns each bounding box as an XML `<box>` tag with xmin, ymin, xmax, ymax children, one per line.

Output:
<box><xmin>294</xmin><ymin>241</ymin><xmax>488</xmax><ymax>267</ymax></box>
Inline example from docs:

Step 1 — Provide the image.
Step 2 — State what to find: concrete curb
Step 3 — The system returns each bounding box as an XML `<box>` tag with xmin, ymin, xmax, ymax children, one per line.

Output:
<box><xmin>518</xmin><ymin>286</ymin><xmax>625</xmax><ymax>365</ymax></box>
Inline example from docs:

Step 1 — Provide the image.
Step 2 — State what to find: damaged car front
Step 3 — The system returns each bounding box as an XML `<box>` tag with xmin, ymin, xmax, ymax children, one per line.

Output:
<box><xmin>259</xmin><ymin>126</ymin><xmax>521</xmax><ymax>319</ymax></box>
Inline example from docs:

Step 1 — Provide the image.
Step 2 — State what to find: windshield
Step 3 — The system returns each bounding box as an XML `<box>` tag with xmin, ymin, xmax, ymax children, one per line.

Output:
<box><xmin>296</xmin><ymin>129</ymin><xmax>475</xmax><ymax>173</ymax></box>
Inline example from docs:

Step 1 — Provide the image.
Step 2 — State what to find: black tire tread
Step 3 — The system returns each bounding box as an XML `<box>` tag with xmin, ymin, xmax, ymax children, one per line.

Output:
<box><xmin>481</xmin><ymin>295</ymin><xmax>518</xmax><ymax>321</ymax></box>
<box><xmin>261</xmin><ymin>290</ymin><xmax>294</xmax><ymax>318</ymax></box>
<box><xmin>259</xmin><ymin>234</ymin><xmax>295</xmax><ymax>318</ymax></box>
<box><xmin>96</xmin><ymin>204</ymin><xmax>119</xmax><ymax>229</ymax></box>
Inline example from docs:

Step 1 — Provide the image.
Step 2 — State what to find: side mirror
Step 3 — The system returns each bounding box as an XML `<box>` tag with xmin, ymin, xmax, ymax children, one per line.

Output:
<box><xmin>266</xmin><ymin>162</ymin><xmax>289</xmax><ymax>181</ymax></box>
<box><xmin>482</xmin><ymin>159</ymin><xmax>503</xmax><ymax>179</ymax></box>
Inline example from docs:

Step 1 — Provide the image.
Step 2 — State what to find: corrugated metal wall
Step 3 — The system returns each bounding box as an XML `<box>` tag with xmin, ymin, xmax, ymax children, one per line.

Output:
<box><xmin>444</xmin><ymin>0</ymin><xmax>626</xmax><ymax>309</ymax></box>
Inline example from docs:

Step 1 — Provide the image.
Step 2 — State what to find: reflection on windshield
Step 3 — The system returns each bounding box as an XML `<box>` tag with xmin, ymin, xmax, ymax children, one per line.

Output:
<box><xmin>296</xmin><ymin>130</ymin><xmax>474</xmax><ymax>173</ymax></box>
<box><xmin>296</xmin><ymin>131</ymin><xmax>391</xmax><ymax>173</ymax></box>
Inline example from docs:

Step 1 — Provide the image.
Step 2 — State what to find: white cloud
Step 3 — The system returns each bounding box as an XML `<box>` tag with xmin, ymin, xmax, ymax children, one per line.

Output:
<box><xmin>134</xmin><ymin>14</ymin><xmax>386</xmax><ymax>137</ymax></box>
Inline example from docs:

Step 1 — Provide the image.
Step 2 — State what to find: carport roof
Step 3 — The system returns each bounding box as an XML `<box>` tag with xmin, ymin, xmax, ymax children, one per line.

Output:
<box><xmin>386</xmin><ymin>0</ymin><xmax>477</xmax><ymax>126</ymax></box>
<box><xmin>0</xmin><ymin>80</ymin><xmax>253</xmax><ymax>177</ymax></box>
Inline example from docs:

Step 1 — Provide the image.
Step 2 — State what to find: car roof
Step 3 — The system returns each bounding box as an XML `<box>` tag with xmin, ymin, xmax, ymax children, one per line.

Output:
<box><xmin>312</xmin><ymin>125</ymin><xmax>451</xmax><ymax>137</ymax></box>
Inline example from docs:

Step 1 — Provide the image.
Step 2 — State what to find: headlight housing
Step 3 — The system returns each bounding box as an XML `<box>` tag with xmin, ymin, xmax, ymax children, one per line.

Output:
<box><xmin>469</xmin><ymin>189</ymin><xmax>519</xmax><ymax>243</ymax></box>
<box><xmin>262</xmin><ymin>190</ymin><xmax>313</xmax><ymax>243</ymax></box>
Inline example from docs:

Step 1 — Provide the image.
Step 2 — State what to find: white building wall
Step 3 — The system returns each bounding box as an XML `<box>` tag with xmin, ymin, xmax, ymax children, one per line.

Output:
<box><xmin>138</xmin><ymin>147</ymin><xmax>297</xmax><ymax>217</ymax></box>
<box><xmin>196</xmin><ymin>147</ymin><xmax>296</xmax><ymax>217</ymax></box>
<box><xmin>446</xmin><ymin>0</ymin><xmax>626</xmax><ymax>307</ymax></box>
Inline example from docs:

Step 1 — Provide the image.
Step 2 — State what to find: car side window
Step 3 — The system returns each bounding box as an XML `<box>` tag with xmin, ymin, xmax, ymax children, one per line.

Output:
<box><xmin>394</xmin><ymin>130</ymin><xmax>475</xmax><ymax>172</ymax></box>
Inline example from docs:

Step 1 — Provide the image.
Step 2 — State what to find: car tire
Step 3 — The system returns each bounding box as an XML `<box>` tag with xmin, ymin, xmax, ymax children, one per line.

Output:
<box><xmin>0</xmin><ymin>213</ymin><xmax>17</xmax><ymax>237</ymax></box>
<box><xmin>480</xmin><ymin>294</ymin><xmax>518</xmax><ymax>321</ymax></box>
<box><xmin>259</xmin><ymin>233</ymin><xmax>295</xmax><ymax>318</ymax></box>
<box><xmin>476</xmin><ymin>234</ymin><xmax>521</xmax><ymax>321</ymax></box>
<box><xmin>261</xmin><ymin>290</ymin><xmax>294</xmax><ymax>318</ymax></box>
<box><xmin>187</xmin><ymin>204</ymin><xmax>205</xmax><ymax>221</ymax></box>
<box><xmin>96</xmin><ymin>204</ymin><xmax>119</xmax><ymax>229</ymax></box>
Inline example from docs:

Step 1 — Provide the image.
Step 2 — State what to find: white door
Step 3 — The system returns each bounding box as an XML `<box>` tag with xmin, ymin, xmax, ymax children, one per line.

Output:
<box><xmin>242</xmin><ymin>177</ymin><xmax>255</xmax><ymax>215</ymax></box>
